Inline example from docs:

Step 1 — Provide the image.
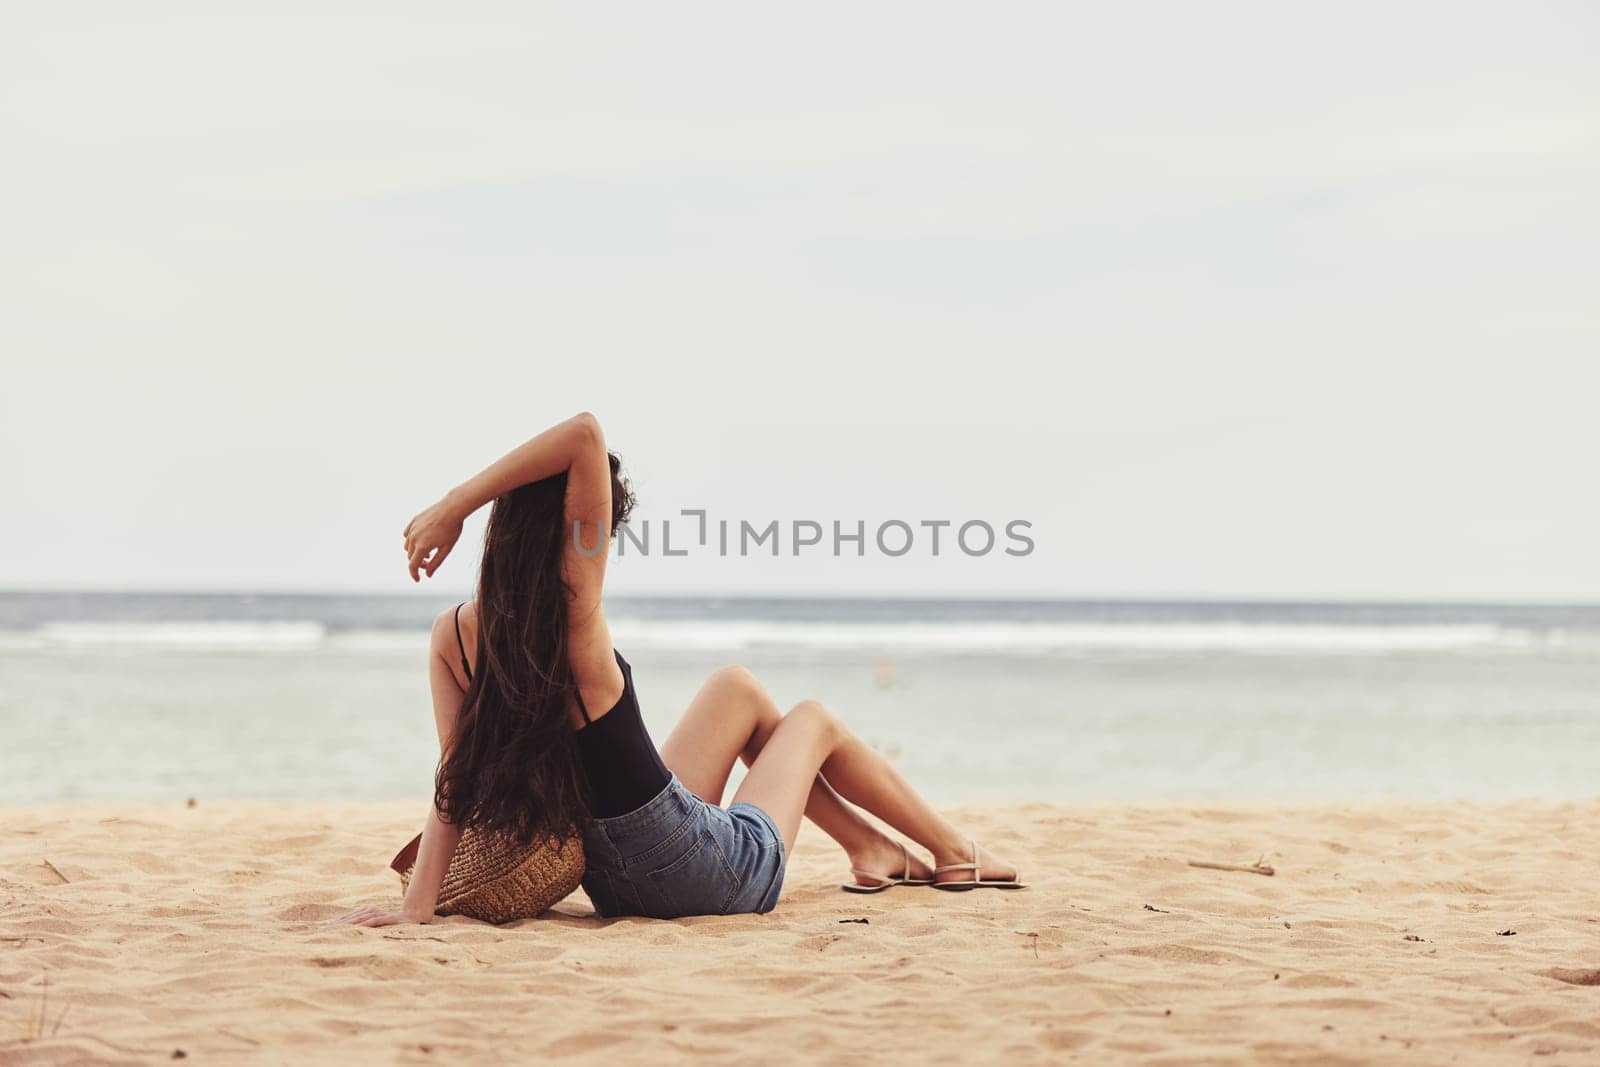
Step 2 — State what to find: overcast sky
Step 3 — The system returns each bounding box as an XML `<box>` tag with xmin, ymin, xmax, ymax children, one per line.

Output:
<box><xmin>2</xmin><ymin>2</ymin><xmax>1595</xmax><ymax>600</ymax></box>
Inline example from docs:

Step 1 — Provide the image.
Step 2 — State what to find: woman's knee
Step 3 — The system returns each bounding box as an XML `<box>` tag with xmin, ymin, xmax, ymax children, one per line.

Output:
<box><xmin>783</xmin><ymin>699</ymin><xmax>843</xmax><ymax>744</ymax></box>
<box><xmin>710</xmin><ymin>664</ymin><xmax>780</xmax><ymax>717</ymax></box>
<box><xmin>706</xmin><ymin>664</ymin><xmax>761</xmax><ymax>697</ymax></box>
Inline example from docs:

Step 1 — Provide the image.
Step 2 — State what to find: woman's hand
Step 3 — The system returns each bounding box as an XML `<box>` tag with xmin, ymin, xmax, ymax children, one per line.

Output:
<box><xmin>327</xmin><ymin>904</ymin><xmax>434</xmax><ymax>928</ymax></box>
<box><xmin>403</xmin><ymin>494</ymin><xmax>466</xmax><ymax>582</ymax></box>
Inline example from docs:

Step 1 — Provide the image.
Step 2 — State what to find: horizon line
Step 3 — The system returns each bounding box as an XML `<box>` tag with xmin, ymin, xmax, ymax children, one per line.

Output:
<box><xmin>3</xmin><ymin>586</ymin><xmax>1599</xmax><ymax>610</ymax></box>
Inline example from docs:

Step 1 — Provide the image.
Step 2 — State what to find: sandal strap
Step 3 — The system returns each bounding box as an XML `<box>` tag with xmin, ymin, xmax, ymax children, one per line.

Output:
<box><xmin>933</xmin><ymin>838</ymin><xmax>982</xmax><ymax>882</ymax></box>
<box><xmin>852</xmin><ymin>842</ymin><xmax>926</xmax><ymax>886</ymax></box>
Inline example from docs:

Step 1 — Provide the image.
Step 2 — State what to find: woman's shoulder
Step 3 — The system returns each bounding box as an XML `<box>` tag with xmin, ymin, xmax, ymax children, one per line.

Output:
<box><xmin>429</xmin><ymin>599</ymin><xmax>475</xmax><ymax>639</ymax></box>
<box><xmin>429</xmin><ymin>600</ymin><xmax>476</xmax><ymax>682</ymax></box>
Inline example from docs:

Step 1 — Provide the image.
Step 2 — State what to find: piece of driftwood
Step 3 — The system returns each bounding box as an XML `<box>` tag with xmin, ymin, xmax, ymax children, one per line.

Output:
<box><xmin>1187</xmin><ymin>858</ymin><xmax>1275</xmax><ymax>877</ymax></box>
<box><xmin>41</xmin><ymin>859</ymin><xmax>70</xmax><ymax>884</ymax></box>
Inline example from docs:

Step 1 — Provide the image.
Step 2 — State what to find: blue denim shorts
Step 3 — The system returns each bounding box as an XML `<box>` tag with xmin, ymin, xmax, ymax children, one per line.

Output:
<box><xmin>579</xmin><ymin>774</ymin><xmax>787</xmax><ymax>919</ymax></box>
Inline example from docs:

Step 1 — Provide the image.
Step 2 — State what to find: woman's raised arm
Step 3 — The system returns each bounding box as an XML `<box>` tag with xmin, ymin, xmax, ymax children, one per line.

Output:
<box><xmin>400</xmin><ymin>410</ymin><xmax>619</xmax><ymax>711</ymax></box>
<box><xmin>402</xmin><ymin>412</ymin><xmax>605</xmax><ymax>582</ymax></box>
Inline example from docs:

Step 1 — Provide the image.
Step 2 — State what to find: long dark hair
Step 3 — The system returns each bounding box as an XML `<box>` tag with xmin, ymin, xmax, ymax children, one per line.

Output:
<box><xmin>433</xmin><ymin>452</ymin><xmax>634</xmax><ymax>844</ymax></box>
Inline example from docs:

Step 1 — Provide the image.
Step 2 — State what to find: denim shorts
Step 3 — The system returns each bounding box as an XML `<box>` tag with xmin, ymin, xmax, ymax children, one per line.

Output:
<box><xmin>579</xmin><ymin>774</ymin><xmax>787</xmax><ymax>919</ymax></box>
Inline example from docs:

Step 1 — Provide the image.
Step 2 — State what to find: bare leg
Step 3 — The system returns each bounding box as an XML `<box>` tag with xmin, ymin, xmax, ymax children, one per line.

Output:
<box><xmin>659</xmin><ymin>667</ymin><xmax>931</xmax><ymax>882</ymax></box>
<box><xmin>731</xmin><ymin>699</ymin><xmax>1017</xmax><ymax>885</ymax></box>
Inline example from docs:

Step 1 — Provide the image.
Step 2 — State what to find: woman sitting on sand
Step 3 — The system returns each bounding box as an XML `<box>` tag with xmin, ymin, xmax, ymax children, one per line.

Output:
<box><xmin>334</xmin><ymin>413</ymin><xmax>1020</xmax><ymax>926</ymax></box>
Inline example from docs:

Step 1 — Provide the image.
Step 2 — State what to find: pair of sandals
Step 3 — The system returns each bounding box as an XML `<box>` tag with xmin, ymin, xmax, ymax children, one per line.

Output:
<box><xmin>842</xmin><ymin>839</ymin><xmax>1026</xmax><ymax>893</ymax></box>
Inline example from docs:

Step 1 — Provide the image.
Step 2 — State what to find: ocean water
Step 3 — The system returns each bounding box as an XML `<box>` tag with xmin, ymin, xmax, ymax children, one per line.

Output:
<box><xmin>2</xmin><ymin>592</ymin><xmax>1598</xmax><ymax>806</ymax></box>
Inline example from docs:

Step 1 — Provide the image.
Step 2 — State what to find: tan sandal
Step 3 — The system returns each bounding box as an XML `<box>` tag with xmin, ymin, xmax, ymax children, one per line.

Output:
<box><xmin>932</xmin><ymin>838</ymin><xmax>1026</xmax><ymax>891</ymax></box>
<box><xmin>840</xmin><ymin>842</ymin><xmax>934</xmax><ymax>893</ymax></box>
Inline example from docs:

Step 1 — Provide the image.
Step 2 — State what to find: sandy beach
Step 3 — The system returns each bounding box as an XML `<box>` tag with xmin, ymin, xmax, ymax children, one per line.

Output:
<box><xmin>3</xmin><ymin>798</ymin><xmax>1597</xmax><ymax>1064</ymax></box>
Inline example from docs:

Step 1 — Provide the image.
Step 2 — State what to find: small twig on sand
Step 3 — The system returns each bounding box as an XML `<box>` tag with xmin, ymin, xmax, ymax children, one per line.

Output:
<box><xmin>41</xmin><ymin>859</ymin><xmax>70</xmax><ymax>884</ymax></box>
<box><xmin>1187</xmin><ymin>856</ymin><xmax>1275</xmax><ymax>877</ymax></box>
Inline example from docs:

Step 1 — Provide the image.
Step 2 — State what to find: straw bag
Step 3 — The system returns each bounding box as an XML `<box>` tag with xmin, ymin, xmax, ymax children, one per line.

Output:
<box><xmin>390</xmin><ymin>824</ymin><xmax>586</xmax><ymax>924</ymax></box>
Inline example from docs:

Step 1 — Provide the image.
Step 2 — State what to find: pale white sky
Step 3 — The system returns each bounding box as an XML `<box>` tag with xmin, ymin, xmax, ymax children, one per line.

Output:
<box><xmin>2</xmin><ymin>2</ymin><xmax>1596</xmax><ymax>600</ymax></box>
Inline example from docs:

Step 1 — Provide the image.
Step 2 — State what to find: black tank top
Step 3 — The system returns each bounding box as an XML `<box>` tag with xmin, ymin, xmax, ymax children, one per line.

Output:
<box><xmin>454</xmin><ymin>603</ymin><xmax>671</xmax><ymax>818</ymax></box>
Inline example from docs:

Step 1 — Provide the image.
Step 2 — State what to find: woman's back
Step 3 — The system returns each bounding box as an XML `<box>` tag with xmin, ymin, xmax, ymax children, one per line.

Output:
<box><xmin>452</xmin><ymin>601</ymin><xmax>670</xmax><ymax>819</ymax></box>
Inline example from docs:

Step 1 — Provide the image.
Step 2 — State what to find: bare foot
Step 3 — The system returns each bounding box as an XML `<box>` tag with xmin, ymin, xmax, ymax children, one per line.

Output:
<box><xmin>846</xmin><ymin>836</ymin><xmax>934</xmax><ymax>887</ymax></box>
<box><xmin>931</xmin><ymin>840</ymin><xmax>1019</xmax><ymax>886</ymax></box>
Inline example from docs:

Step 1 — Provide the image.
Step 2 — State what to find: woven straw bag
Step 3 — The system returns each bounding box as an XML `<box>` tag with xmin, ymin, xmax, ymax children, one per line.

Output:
<box><xmin>390</xmin><ymin>824</ymin><xmax>586</xmax><ymax>924</ymax></box>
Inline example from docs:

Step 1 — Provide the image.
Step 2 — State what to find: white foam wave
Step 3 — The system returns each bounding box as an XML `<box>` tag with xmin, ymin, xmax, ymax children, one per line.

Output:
<box><xmin>606</xmin><ymin>619</ymin><xmax>1539</xmax><ymax>654</ymax></box>
<box><xmin>28</xmin><ymin>621</ymin><xmax>328</xmax><ymax>649</ymax></box>
<box><xmin>0</xmin><ymin>619</ymin><xmax>1564</xmax><ymax>655</ymax></box>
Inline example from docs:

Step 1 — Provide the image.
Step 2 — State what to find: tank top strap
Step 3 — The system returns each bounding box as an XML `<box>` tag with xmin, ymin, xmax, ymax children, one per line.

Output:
<box><xmin>453</xmin><ymin>602</ymin><xmax>473</xmax><ymax>682</ymax></box>
<box><xmin>572</xmin><ymin>649</ymin><xmax>630</xmax><ymax>726</ymax></box>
